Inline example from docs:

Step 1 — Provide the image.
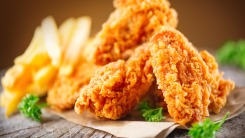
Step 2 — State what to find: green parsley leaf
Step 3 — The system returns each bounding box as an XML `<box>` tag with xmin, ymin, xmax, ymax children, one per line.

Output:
<box><xmin>216</xmin><ymin>40</ymin><xmax>245</xmax><ymax>69</ymax></box>
<box><xmin>138</xmin><ymin>101</ymin><xmax>164</xmax><ymax>122</ymax></box>
<box><xmin>18</xmin><ymin>94</ymin><xmax>47</xmax><ymax>122</ymax></box>
<box><xmin>188</xmin><ymin>112</ymin><xmax>229</xmax><ymax>138</ymax></box>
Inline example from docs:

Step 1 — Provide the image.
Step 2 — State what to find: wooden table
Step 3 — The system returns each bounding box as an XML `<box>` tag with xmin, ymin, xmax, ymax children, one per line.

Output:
<box><xmin>1</xmin><ymin>67</ymin><xmax>245</xmax><ymax>138</ymax></box>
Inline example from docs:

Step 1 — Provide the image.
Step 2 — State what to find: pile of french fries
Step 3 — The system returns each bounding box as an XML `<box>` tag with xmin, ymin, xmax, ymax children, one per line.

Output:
<box><xmin>0</xmin><ymin>16</ymin><xmax>91</xmax><ymax>116</ymax></box>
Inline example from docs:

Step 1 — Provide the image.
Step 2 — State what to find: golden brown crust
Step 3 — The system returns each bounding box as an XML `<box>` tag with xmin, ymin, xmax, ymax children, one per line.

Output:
<box><xmin>47</xmin><ymin>62</ymin><xmax>98</xmax><ymax>111</ymax></box>
<box><xmin>150</xmin><ymin>26</ymin><xmax>213</xmax><ymax>125</ymax></box>
<box><xmin>113</xmin><ymin>0</ymin><xmax>170</xmax><ymax>8</ymax></box>
<box><xmin>200</xmin><ymin>50</ymin><xmax>235</xmax><ymax>114</ymax></box>
<box><xmin>92</xmin><ymin>0</ymin><xmax>178</xmax><ymax>65</ymax></box>
<box><xmin>75</xmin><ymin>44</ymin><xmax>153</xmax><ymax>119</ymax></box>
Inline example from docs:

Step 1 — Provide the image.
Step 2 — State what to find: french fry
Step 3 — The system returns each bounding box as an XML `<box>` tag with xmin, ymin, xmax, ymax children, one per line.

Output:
<box><xmin>14</xmin><ymin>27</ymin><xmax>43</xmax><ymax>64</ymax></box>
<box><xmin>59</xmin><ymin>17</ymin><xmax>91</xmax><ymax>75</ymax></box>
<box><xmin>0</xmin><ymin>90</ymin><xmax>27</xmax><ymax>117</ymax></box>
<box><xmin>59</xmin><ymin>64</ymin><xmax>73</xmax><ymax>76</ymax></box>
<box><xmin>1</xmin><ymin>64</ymin><xmax>33</xmax><ymax>92</ymax></box>
<box><xmin>59</xmin><ymin>18</ymin><xmax>76</xmax><ymax>50</ymax></box>
<box><xmin>65</xmin><ymin>16</ymin><xmax>91</xmax><ymax>64</ymax></box>
<box><xmin>14</xmin><ymin>27</ymin><xmax>50</xmax><ymax>68</ymax></box>
<box><xmin>41</xmin><ymin>16</ymin><xmax>62</xmax><ymax>67</ymax></box>
<box><xmin>26</xmin><ymin>52</ymin><xmax>50</xmax><ymax>68</ymax></box>
<box><xmin>33</xmin><ymin>65</ymin><xmax>57</xmax><ymax>92</ymax></box>
<box><xmin>81</xmin><ymin>38</ymin><xmax>97</xmax><ymax>62</ymax></box>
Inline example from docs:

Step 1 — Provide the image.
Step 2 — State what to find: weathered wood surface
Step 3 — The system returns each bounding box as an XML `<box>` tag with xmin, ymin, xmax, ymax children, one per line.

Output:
<box><xmin>0</xmin><ymin>108</ymin><xmax>115</xmax><ymax>138</ymax></box>
<box><xmin>1</xmin><ymin>67</ymin><xmax>245</xmax><ymax>138</ymax></box>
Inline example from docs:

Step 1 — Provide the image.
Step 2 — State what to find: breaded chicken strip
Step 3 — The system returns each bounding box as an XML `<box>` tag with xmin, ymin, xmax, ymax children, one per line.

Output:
<box><xmin>47</xmin><ymin>62</ymin><xmax>98</xmax><ymax>111</ymax></box>
<box><xmin>200</xmin><ymin>51</ymin><xmax>235</xmax><ymax>114</ymax></box>
<box><xmin>75</xmin><ymin>44</ymin><xmax>153</xmax><ymax>119</ymax></box>
<box><xmin>92</xmin><ymin>0</ymin><xmax>178</xmax><ymax>65</ymax></box>
<box><xmin>150</xmin><ymin>26</ymin><xmax>214</xmax><ymax>125</ymax></box>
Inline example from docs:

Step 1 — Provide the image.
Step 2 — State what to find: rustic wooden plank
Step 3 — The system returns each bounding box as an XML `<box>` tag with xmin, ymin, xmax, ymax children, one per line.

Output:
<box><xmin>56</xmin><ymin>124</ymin><xmax>83</xmax><ymax>138</ymax></box>
<box><xmin>0</xmin><ymin>107</ymin><xmax>116</xmax><ymax>138</ymax></box>
<box><xmin>90</xmin><ymin>130</ymin><xmax>107</xmax><ymax>138</ymax></box>
<box><xmin>103</xmin><ymin>133</ymin><xmax>116</xmax><ymax>138</ymax></box>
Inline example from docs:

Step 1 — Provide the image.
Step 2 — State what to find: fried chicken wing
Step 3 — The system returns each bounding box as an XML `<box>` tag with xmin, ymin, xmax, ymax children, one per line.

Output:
<box><xmin>200</xmin><ymin>51</ymin><xmax>235</xmax><ymax>114</ymax></box>
<box><xmin>91</xmin><ymin>0</ymin><xmax>178</xmax><ymax>65</ymax></box>
<box><xmin>150</xmin><ymin>26</ymin><xmax>214</xmax><ymax>125</ymax></box>
<box><xmin>75</xmin><ymin>44</ymin><xmax>153</xmax><ymax>119</ymax></box>
<box><xmin>47</xmin><ymin>62</ymin><xmax>98</xmax><ymax>111</ymax></box>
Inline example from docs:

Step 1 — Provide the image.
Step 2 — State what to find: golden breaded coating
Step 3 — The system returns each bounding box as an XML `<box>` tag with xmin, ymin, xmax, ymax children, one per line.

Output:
<box><xmin>200</xmin><ymin>51</ymin><xmax>235</xmax><ymax>114</ymax></box>
<box><xmin>47</xmin><ymin>62</ymin><xmax>98</xmax><ymax>111</ymax></box>
<box><xmin>75</xmin><ymin>45</ymin><xmax>153</xmax><ymax>119</ymax></box>
<box><xmin>92</xmin><ymin>0</ymin><xmax>178</xmax><ymax>65</ymax></box>
<box><xmin>114</xmin><ymin>0</ymin><xmax>168</xmax><ymax>8</ymax></box>
<box><xmin>150</xmin><ymin>26</ymin><xmax>214</xmax><ymax>125</ymax></box>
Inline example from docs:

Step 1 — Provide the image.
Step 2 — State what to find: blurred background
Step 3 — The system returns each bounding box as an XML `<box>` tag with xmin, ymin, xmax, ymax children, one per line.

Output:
<box><xmin>0</xmin><ymin>0</ymin><xmax>245</xmax><ymax>69</ymax></box>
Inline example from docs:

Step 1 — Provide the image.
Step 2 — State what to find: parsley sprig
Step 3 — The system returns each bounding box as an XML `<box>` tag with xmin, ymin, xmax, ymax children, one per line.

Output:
<box><xmin>216</xmin><ymin>40</ymin><xmax>245</xmax><ymax>69</ymax></box>
<box><xmin>18</xmin><ymin>94</ymin><xmax>47</xmax><ymax>122</ymax></box>
<box><xmin>138</xmin><ymin>101</ymin><xmax>165</xmax><ymax>122</ymax></box>
<box><xmin>188</xmin><ymin>112</ymin><xmax>229</xmax><ymax>138</ymax></box>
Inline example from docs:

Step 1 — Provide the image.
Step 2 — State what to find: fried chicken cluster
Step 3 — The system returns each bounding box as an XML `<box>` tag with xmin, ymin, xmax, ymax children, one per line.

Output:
<box><xmin>74</xmin><ymin>26</ymin><xmax>234</xmax><ymax>125</ymax></box>
<box><xmin>47</xmin><ymin>0</ymin><xmax>177</xmax><ymax>111</ymax></box>
<box><xmin>75</xmin><ymin>45</ymin><xmax>153</xmax><ymax>119</ymax></box>
<box><xmin>91</xmin><ymin>0</ymin><xmax>178</xmax><ymax>65</ymax></box>
<box><xmin>46</xmin><ymin>0</ymin><xmax>234</xmax><ymax>125</ymax></box>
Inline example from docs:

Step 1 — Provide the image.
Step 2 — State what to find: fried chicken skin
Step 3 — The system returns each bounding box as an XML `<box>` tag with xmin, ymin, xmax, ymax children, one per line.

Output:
<box><xmin>200</xmin><ymin>51</ymin><xmax>235</xmax><ymax>114</ymax></box>
<box><xmin>150</xmin><ymin>26</ymin><xmax>214</xmax><ymax>125</ymax></box>
<box><xmin>75</xmin><ymin>44</ymin><xmax>153</xmax><ymax>119</ymax></box>
<box><xmin>92</xmin><ymin>0</ymin><xmax>178</xmax><ymax>65</ymax></box>
<box><xmin>47</xmin><ymin>62</ymin><xmax>98</xmax><ymax>111</ymax></box>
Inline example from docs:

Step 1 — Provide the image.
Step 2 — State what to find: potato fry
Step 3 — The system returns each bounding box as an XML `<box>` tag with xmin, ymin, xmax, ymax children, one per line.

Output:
<box><xmin>15</xmin><ymin>27</ymin><xmax>43</xmax><ymax>63</ymax></box>
<box><xmin>65</xmin><ymin>16</ymin><xmax>91</xmax><ymax>63</ymax></box>
<box><xmin>58</xmin><ymin>64</ymin><xmax>73</xmax><ymax>76</ymax></box>
<box><xmin>14</xmin><ymin>27</ymin><xmax>51</xmax><ymax>68</ymax></box>
<box><xmin>34</xmin><ymin>65</ymin><xmax>57</xmax><ymax>91</ymax></box>
<box><xmin>59</xmin><ymin>17</ymin><xmax>76</xmax><ymax>51</ymax></box>
<box><xmin>41</xmin><ymin>16</ymin><xmax>62</xmax><ymax>67</ymax></box>
<box><xmin>0</xmin><ymin>90</ymin><xmax>27</xmax><ymax>117</ymax></box>
<box><xmin>59</xmin><ymin>17</ymin><xmax>91</xmax><ymax>75</ymax></box>
<box><xmin>26</xmin><ymin>52</ymin><xmax>50</xmax><ymax>68</ymax></box>
<box><xmin>1</xmin><ymin>64</ymin><xmax>33</xmax><ymax>92</ymax></box>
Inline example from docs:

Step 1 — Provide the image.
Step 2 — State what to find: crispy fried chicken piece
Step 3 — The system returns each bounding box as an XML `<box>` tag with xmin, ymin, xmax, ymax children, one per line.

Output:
<box><xmin>150</xmin><ymin>26</ymin><xmax>214</xmax><ymax>125</ymax></box>
<box><xmin>75</xmin><ymin>44</ymin><xmax>153</xmax><ymax>119</ymax></box>
<box><xmin>91</xmin><ymin>0</ymin><xmax>178</xmax><ymax>65</ymax></box>
<box><xmin>47</xmin><ymin>62</ymin><xmax>98</xmax><ymax>111</ymax></box>
<box><xmin>200</xmin><ymin>51</ymin><xmax>235</xmax><ymax>114</ymax></box>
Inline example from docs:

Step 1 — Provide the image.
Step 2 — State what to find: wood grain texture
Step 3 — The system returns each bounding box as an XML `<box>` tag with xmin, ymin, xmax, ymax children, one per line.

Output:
<box><xmin>1</xmin><ymin>67</ymin><xmax>245</xmax><ymax>138</ymax></box>
<box><xmin>0</xmin><ymin>108</ymin><xmax>116</xmax><ymax>138</ymax></box>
